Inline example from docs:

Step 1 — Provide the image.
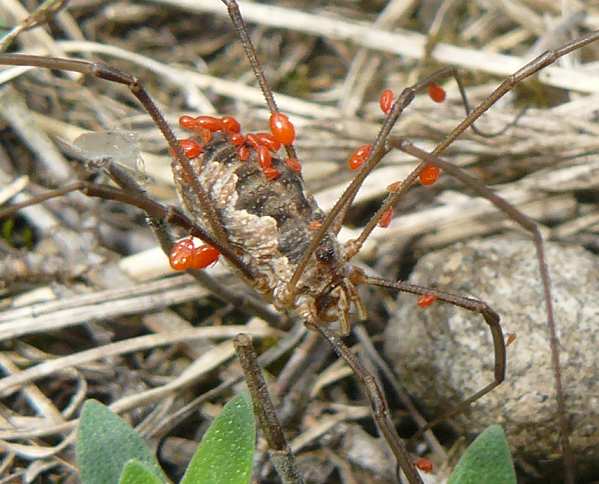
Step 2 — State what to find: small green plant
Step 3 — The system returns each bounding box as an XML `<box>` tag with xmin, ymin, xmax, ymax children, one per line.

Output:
<box><xmin>76</xmin><ymin>394</ymin><xmax>515</xmax><ymax>483</ymax></box>
<box><xmin>76</xmin><ymin>393</ymin><xmax>255</xmax><ymax>484</ymax></box>
<box><xmin>448</xmin><ymin>424</ymin><xmax>517</xmax><ymax>484</ymax></box>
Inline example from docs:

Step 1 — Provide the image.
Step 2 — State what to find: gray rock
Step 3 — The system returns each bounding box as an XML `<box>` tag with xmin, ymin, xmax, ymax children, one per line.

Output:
<box><xmin>383</xmin><ymin>236</ymin><xmax>599</xmax><ymax>471</ymax></box>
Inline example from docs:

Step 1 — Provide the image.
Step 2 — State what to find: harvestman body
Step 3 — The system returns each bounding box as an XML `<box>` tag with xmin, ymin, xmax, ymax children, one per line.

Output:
<box><xmin>1</xmin><ymin>1</ymin><xmax>599</xmax><ymax>483</ymax></box>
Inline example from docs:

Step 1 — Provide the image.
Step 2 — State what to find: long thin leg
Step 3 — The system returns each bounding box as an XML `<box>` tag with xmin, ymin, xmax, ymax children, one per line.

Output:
<box><xmin>336</xmin><ymin>38</ymin><xmax>598</xmax><ymax>479</ymax></box>
<box><xmin>0</xmin><ymin>178</ymin><xmax>254</xmax><ymax>280</ymax></box>
<box><xmin>287</xmin><ymin>68</ymin><xmax>455</xmax><ymax>298</ymax></box>
<box><xmin>365</xmin><ymin>276</ymin><xmax>506</xmax><ymax>423</ymax></box>
<box><xmin>220</xmin><ymin>0</ymin><xmax>298</xmax><ymax>163</ymax></box>
<box><xmin>384</xmin><ymin>139</ymin><xmax>573</xmax><ymax>481</ymax></box>
<box><xmin>313</xmin><ymin>324</ymin><xmax>423</xmax><ymax>484</ymax></box>
<box><xmin>288</xmin><ymin>29</ymin><xmax>599</xmax><ymax>294</ymax></box>
<box><xmin>345</xmin><ymin>30</ymin><xmax>599</xmax><ymax>256</ymax></box>
<box><xmin>0</xmin><ymin>54</ymin><xmax>235</xmax><ymax>260</ymax></box>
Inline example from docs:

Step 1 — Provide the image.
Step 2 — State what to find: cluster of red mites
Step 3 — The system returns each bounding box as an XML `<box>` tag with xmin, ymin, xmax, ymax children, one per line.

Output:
<box><xmin>352</xmin><ymin>83</ymin><xmax>448</xmax><ymax>231</ymax></box>
<box><xmin>177</xmin><ymin>112</ymin><xmax>299</xmax><ymax>182</ymax></box>
<box><xmin>349</xmin><ymin>83</ymin><xmax>446</xmax><ymax>187</ymax></box>
<box><xmin>170</xmin><ymin>111</ymin><xmax>299</xmax><ymax>271</ymax></box>
<box><xmin>171</xmin><ymin>82</ymin><xmax>446</xmax><ymax>274</ymax></box>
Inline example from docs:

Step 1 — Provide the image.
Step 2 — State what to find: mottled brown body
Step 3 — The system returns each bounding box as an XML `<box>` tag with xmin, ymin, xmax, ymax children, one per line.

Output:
<box><xmin>173</xmin><ymin>133</ymin><xmax>354</xmax><ymax>326</ymax></box>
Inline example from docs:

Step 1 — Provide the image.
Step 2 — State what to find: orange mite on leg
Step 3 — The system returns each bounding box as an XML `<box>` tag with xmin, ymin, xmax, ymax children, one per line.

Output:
<box><xmin>427</xmin><ymin>82</ymin><xmax>446</xmax><ymax>103</ymax></box>
<box><xmin>255</xmin><ymin>132</ymin><xmax>281</xmax><ymax>152</ymax></box>
<box><xmin>269</xmin><ymin>112</ymin><xmax>296</xmax><ymax>145</ymax></box>
<box><xmin>379</xmin><ymin>88</ymin><xmax>395</xmax><ymax>114</ymax></box>
<box><xmin>229</xmin><ymin>133</ymin><xmax>245</xmax><ymax>146</ymax></box>
<box><xmin>257</xmin><ymin>144</ymin><xmax>273</xmax><ymax>171</ymax></box>
<box><xmin>263</xmin><ymin>166</ymin><xmax>281</xmax><ymax>181</ymax></box>
<box><xmin>169</xmin><ymin>237</ymin><xmax>220</xmax><ymax>271</ymax></box>
<box><xmin>414</xmin><ymin>457</ymin><xmax>433</xmax><ymax>473</ymax></box>
<box><xmin>194</xmin><ymin>115</ymin><xmax>224</xmax><ymax>132</ymax></box>
<box><xmin>417</xmin><ymin>293</ymin><xmax>437</xmax><ymax>309</ymax></box>
<box><xmin>419</xmin><ymin>164</ymin><xmax>441</xmax><ymax>185</ymax></box>
<box><xmin>347</xmin><ymin>144</ymin><xmax>372</xmax><ymax>170</ymax></box>
<box><xmin>179</xmin><ymin>115</ymin><xmax>199</xmax><ymax>130</ymax></box>
<box><xmin>221</xmin><ymin>116</ymin><xmax>241</xmax><ymax>133</ymax></box>
<box><xmin>237</xmin><ymin>145</ymin><xmax>250</xmax><ymax>161</ymax></box>
<box><xmin>378</xmin><ymin>207</ymin><xmax>393</xmax><ymax>228</ymax></box>
<box><xmin>177</xmin><ymin>138</ymin><xmax>203</xmax><ymax>159</ymax></box>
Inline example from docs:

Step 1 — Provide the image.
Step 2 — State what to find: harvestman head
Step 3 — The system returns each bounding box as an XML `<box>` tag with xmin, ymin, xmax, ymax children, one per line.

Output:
<box><xmin>1</xmin><ymin>1</ymin><xmax>598</xmax><ymax>482</ymax></box>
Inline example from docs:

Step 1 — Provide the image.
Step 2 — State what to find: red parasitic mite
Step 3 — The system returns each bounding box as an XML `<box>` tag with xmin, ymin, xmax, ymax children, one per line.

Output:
<box><xmin>257</xmin><ymin>144</ymin><xmax>273</xmax><ymax>171</ymax></box>
<box><xmin>347</xmin><ymin>143</ymin><xmax>372</xmax><ymax>170</ymax></box>
<box><xmin>414</xmin><ymin>457</ymin><xmax>434</xmax><ymax>473</ymax></box>
<box><xmin>269</xmin><ymin>112</ymin><xmax>296</xmax><ymax>145</ymax></box>
<box><xmin>178</xmin><ymin>138</ymin><xmax>204</xmax><ymax>159</ymax></box>
<box><xmin>417</xmin><ymin>293</ymin><xmax>438</xmax><ymax>309</ymax></box>
<box><xmin>263</xmin><ymin>166</ymin><xmax>281</xmax><ymax>181</ymax></box>
<box><xmin>428</xmin><ymin>82</ymin><xmax>446</xmax><ymax>103</ymax></box>
<box><xmin>169</xmin><ymin>236</ymin><xmax>220</xmax><ymax>270</ymax></box>
<box><xmin>238</xmin><ymin>144</ymin><xmax>250</xmax><ymax>161</ymax></box>
<box><xmin>254</xmin><ymin>132</ymin><xmax>281</xmax><ymax>152</ymax></box>
<box><xmin>379</xmin><ymin>88</ymin><xmax>395</xmax><ymax>114</ymax></box>
<box><xmin>419</xmin><ymin>164</ymin><xmax>441</xmax><ymax>185</ymax></box>
<box><xmin>0</xmin><ymin>2</ymin><xmax>597</xmax><ymax>483</ymax></box>
<box><xmin>193</xmin><ymin>115</ymin><xmax>225</xmax><ymax>132</ymax></box>
<box><xmin>229</xmin><ymin>133</ymin><xmax>245</xmax><ymax>146</ymax></box>
<box><xmin>179</xmin><ymin>114</ymin><xmax>199</xmax><ymax>130</ymax></box>
<box><xmin>221</xmin><ymin>116</ymin><xmax>241</xmax><ymax>133</ymax></box>
<box><xmin>378</xmin><ymin>207</ymin><xmax>393</xmax><ymax>228</ymax></box>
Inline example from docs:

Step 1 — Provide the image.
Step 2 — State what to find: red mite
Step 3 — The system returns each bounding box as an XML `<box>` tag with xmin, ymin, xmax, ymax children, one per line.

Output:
<box><xmin>221</xmin><ymin>116</ymin><xmax>241</xmax><ymax>133</ymax></box>
<box><xmin>419</xmin><ymin>164</ymin><xmax>441</xmax><ymax>185</ymax></box>
<box><xmin>255</xmin><ymin>132</ymin><xmax>281</xmax><ymax>152</ymax></box>
<box><xmin>428</xmin><ymin>82</ymin><xmax>446</xmax><ymax>103</ymax></box>
<box><xmin>348</xmin><ymin>144</ymin><xmax>372</xmax><ymax>170</ymax></box>
<box><xmin>417</xmin><ymin>293</ymin><xmax>437</xmax><ymax>308</ymax></box>
<box><xmin>414</xmin><ymin>457</ymin><xmax>433</xmax><ymax>473</ymax></box>
<box><xmin>194</xmin><ymin>115</ymin><xmax>224</xmax><ymax>132</ymax></box>
<box><xmin>379</xmin><ymin>88</ymin><xmax>395</xmax><ymax>114</ymax></box>
<box><xmin>269</xmin><ymin>112</ymin><xmax>295</xmax><ymax>145</ymax></box>
<box><xmin>178</xmin><ymin>138</ymin><xmax>203</xmax><ymax>159</ymax></box>
<box><xmin>169</xmin><ymin>237</ymin><xmax>220</xmax><ymax>270</ymax></box>
<box><xmin>378</xmin><ymin>207</ymin><xmax>393</xmax><ymax>228</ymax></box>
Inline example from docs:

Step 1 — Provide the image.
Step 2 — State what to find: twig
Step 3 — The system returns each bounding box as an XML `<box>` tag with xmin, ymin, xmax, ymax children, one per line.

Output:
<box><xmin>234</xmin><ymin>334</ymin><xmax>304</xmax><ymax>484</ymax></box>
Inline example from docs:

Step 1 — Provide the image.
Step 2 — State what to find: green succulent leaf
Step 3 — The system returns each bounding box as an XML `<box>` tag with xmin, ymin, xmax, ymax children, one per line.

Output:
<box><xmin>448</xmin><ymin>424</ymin><xmax>517</xmax><ymax>484</ymax></box>
<box><xmin>181</xmin><ymin>392</ymin><xmax>256</xmax><ymax>484</ymax></box>
<box><xmin>76</xmin><ymin>400</ymin><xmax>166</xmax><ymax>484</ymax></box>
<box><xmin>118</xmin><ymin>459</ymin><xmax>164</xmax><ymax>484</ymax></box>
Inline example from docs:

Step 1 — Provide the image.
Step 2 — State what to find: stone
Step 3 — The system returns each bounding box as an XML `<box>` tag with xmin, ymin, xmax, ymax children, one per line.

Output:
<box><xmin>383</xmin><ymin>236</ymin><xmax>599</xmax><ymax>475</ymax></box>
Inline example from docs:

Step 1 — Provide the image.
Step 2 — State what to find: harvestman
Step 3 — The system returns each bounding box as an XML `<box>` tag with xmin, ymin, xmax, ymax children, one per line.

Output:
<box><xmin>1</xmin><ymin>2</ymin><xmax>598</xmax><ymax>483</ymax></box>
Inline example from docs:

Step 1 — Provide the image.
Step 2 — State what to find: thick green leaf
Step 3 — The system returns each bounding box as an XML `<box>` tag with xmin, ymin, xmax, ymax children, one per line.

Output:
<box><xmin>181</xmin><ymin>392</ymin><xmax>256</xmax><ymax>484</ymax></box>
<box><xmin>448</xmin><ymin>425</ymin><xmax>517</xmax><ymax>484</ymax></box>
<box><xmin>119</xmin><ymin>460</ymin><xmax>164</xmax><ymax>484</ymax></box>
<box><xmin>76</xmin><ymin>400</ymin><xmax>166</xmax><ymax>484</ymax></box>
